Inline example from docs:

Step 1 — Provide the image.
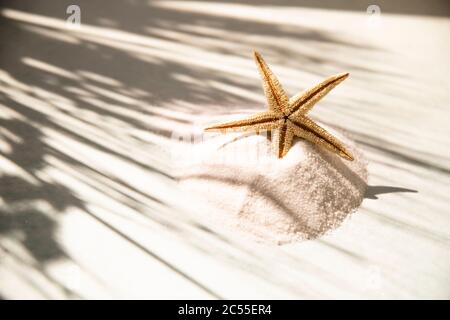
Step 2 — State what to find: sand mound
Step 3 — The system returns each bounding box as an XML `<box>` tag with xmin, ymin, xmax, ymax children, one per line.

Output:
<box><xmin>177</xmin><ymin>123</ymin><xmax>368</xmax><ymax>245</ymax></box>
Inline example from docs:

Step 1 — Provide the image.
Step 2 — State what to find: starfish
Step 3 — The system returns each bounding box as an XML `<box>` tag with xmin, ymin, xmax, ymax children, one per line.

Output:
<box><xmin>205</xmin><ymin>51</ymin><xmax>354</xmax><ymax>161</ymax></box>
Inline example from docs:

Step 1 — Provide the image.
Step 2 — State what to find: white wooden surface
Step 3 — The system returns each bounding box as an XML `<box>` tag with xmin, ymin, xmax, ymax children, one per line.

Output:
<box><xmin>0</xmin><ymin>1</ymin><xmax>449</xmax><ymax>299</ymax></box>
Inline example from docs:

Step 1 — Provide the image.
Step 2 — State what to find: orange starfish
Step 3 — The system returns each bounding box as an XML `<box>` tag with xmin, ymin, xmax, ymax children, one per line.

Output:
<box><xmin>205</xmin><ymin>51</ymin><xmax>353</xmax><ymax>160</ymax></box>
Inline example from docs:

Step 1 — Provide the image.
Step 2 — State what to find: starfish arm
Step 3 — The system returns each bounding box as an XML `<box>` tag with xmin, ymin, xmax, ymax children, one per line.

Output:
<box><xmin>288</xmin><ymin>72</ymin><xmax>349</xmax><ymax>116</ymax></box>
<box><xmin>288</xmin><ymin>116</ymin><xmax>354</xmax><ymax>161</ymax></box>
<box><xmin>272</xmin><ymin>121</ymin><xmax>295</xmax><ymax>158</ymax></box>
<box><xmin>253</xmin><ymin>51</ymin><xmax>289</xmax><ymax>114</ymax></box>
<box><xmin>204</xmin><ymin>112</ymin><xmax>281</xmax><ymax>133</ymax></box>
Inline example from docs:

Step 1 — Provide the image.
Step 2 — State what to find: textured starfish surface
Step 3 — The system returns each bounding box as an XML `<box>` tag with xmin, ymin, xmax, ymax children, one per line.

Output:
<box><xmin>205</xmin><ymin>51</ymin><xmax>354</xmax><ymax>160</ymax></box>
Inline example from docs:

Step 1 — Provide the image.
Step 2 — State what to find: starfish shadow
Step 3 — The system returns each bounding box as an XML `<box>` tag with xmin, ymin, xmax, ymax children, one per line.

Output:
<box><xmin>364</xmin><ymin>185</ymin><xmax>418</xmax><ymax>200</ymax></box>
<box><xmin>312</xmin><ymin>145</ymin><xmax>418</xmax><ymax>201</ymax></box>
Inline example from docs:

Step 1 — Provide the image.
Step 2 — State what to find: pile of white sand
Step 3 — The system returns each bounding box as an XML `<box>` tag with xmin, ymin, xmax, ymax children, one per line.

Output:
<box><xmin>177</xmin><ymin>123</ymin><xmax>368</xmax><ymax>245</ymax></box>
